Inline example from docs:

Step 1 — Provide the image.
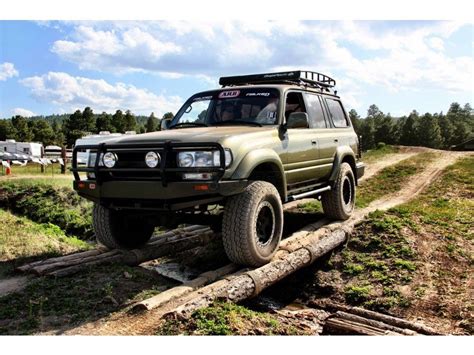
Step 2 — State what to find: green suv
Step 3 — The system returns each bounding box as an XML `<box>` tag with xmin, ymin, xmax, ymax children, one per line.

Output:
<box><xmin>72</xmin><ymin>71</ymin><xmax>365</xmax><ymax>266</ymax></box>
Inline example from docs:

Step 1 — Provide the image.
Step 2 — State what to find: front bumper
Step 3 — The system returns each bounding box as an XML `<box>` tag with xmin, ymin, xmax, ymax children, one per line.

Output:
<box><xmin>73</xmin><ymin>179</ymin><xmax>248</xmax><ymax>210</ymax></box>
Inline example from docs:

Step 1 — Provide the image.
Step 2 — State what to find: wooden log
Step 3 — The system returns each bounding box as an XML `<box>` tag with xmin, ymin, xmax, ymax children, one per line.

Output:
<box><xmin>324</xmin><ymin>317</ymin><xmax>402</xmax><ymax>335</ymax></box>
<box><xmin>30</xmin><ymin>250</ymin><xmax>121</xmax><ymax>275</ymax></box>
<box><xmin>134</xmin><ymin>221</ymin><xmax>334</xmax><ymax>313</ymax></box>
<box><xmin>17</xmin><ymin>226</ymin><xmax>215</xmax><ymax>277</ymax></box>
<box><xmin>333</xmin><ymin>311</ymin><xmax>419</xmax><ymax>336</ymax></box>
<box><xmin>44</xmin><ymin>231</ymin><xmax>216</xmax><ymax>277</ymax></box>
<box><xmin>47</xmin><ymin>254</ymin><xmax>125</xmax><ymax>277</ymax></box>
<box><xmin>168</xmin><ymin>229</ymin><xmax>347</xmax><ymax>318</ymax></box>
<box><xmin>122</xmin><ymin>231</ymin><xmax>216</xmax><ymax>265</ymax></box>
<box><xmin>309</xmin><ymin>300</ymin><xmax>440</xmax><ymax>335</ymax></box>
<box><xmin>133</xmin><ymin>264</ymin><xmax>240</xmax><ymax>311</ymax></box>
<box><xmin>16</xmin><ymin>248</ymin><xmax>107</xmax><ymax>272</ymax></box>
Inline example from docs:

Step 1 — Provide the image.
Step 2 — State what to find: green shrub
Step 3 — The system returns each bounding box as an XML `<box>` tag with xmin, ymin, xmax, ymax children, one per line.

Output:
<box><xmin>0</xmin><ymin>183</ymin><xmax>93</xmax><ymax>239</ymax></box>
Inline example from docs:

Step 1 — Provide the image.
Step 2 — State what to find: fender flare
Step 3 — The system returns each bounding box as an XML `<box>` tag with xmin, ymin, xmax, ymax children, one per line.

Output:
<box><xmin>231</xmin><ymin>149</ymin><xmax>287</xmax><ymax>198</ymax></box>
<box><xmin>329</xmin><ymin>146</ymin><xmax>357</xmax><ymax>185</ymax></box>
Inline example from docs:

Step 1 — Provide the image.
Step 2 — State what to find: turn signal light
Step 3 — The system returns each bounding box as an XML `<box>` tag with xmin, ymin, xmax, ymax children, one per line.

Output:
<box><xmin>193</xmin><ymin>184</ymin><xmax>209</xmax><ymax>191</ymax></box>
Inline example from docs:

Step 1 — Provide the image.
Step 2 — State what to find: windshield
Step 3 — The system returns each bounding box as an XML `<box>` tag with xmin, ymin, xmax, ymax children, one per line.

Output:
<box><xmin>171</xmin><ymin>88</ymin><xmax>280</xmax><ymax>127</ymax></box>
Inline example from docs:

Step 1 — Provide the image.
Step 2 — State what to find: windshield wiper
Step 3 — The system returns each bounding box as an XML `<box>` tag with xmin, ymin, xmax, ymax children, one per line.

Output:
<box><xmin>169</xmin><ymin>122</ymin><xmax>209</xmax><ymax>129</ymax></box>
<box><xmin>213</xmin><ymin>120</ymin><xmax>263</xmax><ymax>127</ymax></box>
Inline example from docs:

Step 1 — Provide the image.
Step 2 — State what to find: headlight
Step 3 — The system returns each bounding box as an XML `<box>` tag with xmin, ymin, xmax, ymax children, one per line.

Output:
<box><xmin>177</xmin><ymin>149</ymin><xmax>232</xmax><ymax>168</ymax></box>
<box><xmin>145</xmin><ymin>151</ymin><xmax>160</xmax><ymax>168</ymax></box>
<box><xmin>102</xmin><ymin>152</ymin><xmax>118</xmax><ymax>168</ymax></box>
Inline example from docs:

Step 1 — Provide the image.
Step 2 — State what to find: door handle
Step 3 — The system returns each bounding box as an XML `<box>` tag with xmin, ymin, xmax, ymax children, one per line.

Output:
<box><xmin>311</xmin><ymin>140</ymin><xmax>317</xmax><ymax>145</ymax></box>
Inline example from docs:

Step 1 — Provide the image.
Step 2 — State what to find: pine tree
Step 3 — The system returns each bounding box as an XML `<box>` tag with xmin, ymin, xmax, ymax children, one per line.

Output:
<box><xmin>30</xmin><ymin>119</ymin><xmax>55</xmax><ymax>146</ymax></box>
<box><xmin>438</xmin><ymin>113</ymin><xmax>454</xmax><ymax>148</ymax></box>
<box><xmin>359</xmin><ymin>117</ymin><xmax>375</xmax><ymax>150</ymax></box>
<box><xmin>0</xmin><ymin>119</ymin><xmax>17</xmax><ymax>141</ymax></box>
<box><xmin>82</xmin><ymin>107</ymin><xmax>96</xmax><ymax>133</ymax></box>
<box><xmin>112</xmin><ymin>110</ymin><xmax>125</xmax><ymax>133</ymax></box>
<box><xmin>400</xmin><ymin>110</ymin><xmax>419</xmax><ymax>146</ymax></box>
<box><xmin>11</xmin><ymin>115</ymin><xmax>34</xmax><ymax>142</ymax></box>
<box><xmin>63</xmin><ymin>110</ymin><xmax>85</xmax><ymax>147</ymax></box>
<box><xmin>51</xmin><ymin>121</ymin><xmax>66</xmax><ymax>146</ymax></box>
<box><xmin>124</xmin><ymin>110</ymin><xmax>137</xmax><ymax>132</ymax></box>
<box><xmin>348</xmin><ymin>109</ymin><xmax>360</xmax><ymax>134</ymax></box>
<box><xmin>96</xmin><ymin>112</ymin><xmax>115</xmax><ymax>133</ymax></box>
<box><xmin>418</xmin><ymin>113</ymin><xmax>442</xmax><ymax>148</ymax></box>
<box><xmin>146</xmin><ymin>112</ymin><xmax>158</xmax><ymax>132</ymax></box>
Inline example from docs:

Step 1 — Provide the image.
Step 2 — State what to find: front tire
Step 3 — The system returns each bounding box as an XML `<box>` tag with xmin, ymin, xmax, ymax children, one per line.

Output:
<box><xmin>222</xmin><ymin>181</ymin><xmax>283</xmax><ymax>267</ymax></box>
<box><xmin>93</xmin><ymin>204</ymin><xmax>154</xmax><ymax>249</ymax></box>
<box><xmin>321</xmin><ymin>162</ymin><xmax>356</xmax><ymax>220</ymax></box>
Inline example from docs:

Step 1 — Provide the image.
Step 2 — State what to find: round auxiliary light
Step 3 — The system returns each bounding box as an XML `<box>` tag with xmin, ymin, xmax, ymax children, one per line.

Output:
<box><xmin>145</xmin><ymin>151</ymin><xmax>160</xmax><ymax>168</ymax></box>
<box><xmin>102</xmin><ymin>152</ymin><xmax>118</xmax><ymax>168</ymax></box>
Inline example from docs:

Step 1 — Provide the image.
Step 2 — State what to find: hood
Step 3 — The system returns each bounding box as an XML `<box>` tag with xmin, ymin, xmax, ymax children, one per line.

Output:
<box><xmin>103</xmin><ymin>126</ymin><xmax>276</xmax><ymax>146</ymax></box>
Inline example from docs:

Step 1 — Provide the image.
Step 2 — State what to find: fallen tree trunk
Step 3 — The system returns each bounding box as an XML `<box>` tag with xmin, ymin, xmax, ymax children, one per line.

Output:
<box><xmin>167</xmin><ymin>228</ymin><xmax>347</xmax><ymax>319</ymax></box>
<box><xmin>327</xmin><ymin>311</ymin><xmax>419</xmax><ymax>335</ymax></box>
<box><xmin>309</xmin><ymin>300</ymin><xmax>441</xmax><ymax>335</ymax></box>
<box><xmin>16</xmin><ymin>226</ymin><xmax>215</xmax><ymax>277</ymax></box>
<box><xmin>133</xmin><ymin>263</ymin><xmax>241</xmax><ymax>312</ymax></box>
<box><xmin>324</xmin><ymin>317</ymin><xmax>402</xmax><ymax>335</ymax></box>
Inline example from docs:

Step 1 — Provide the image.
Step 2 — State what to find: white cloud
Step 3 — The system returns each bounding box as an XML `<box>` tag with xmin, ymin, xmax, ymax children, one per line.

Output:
<box><xmin>20</xmin><ymin>72</ymin><xmax>183</xmax><ymax>116</ymax></box>
<box><xmin>12</xmin><ymin>108</ymin><xmax>36</xmax><ymax>117</ymax></box>
<box><xmin>50</xmin><ymin>21</ymin><xmax>473</xmax><ymax>109</ymax></box>
<box><xmin>52</xmin><ymin>26</ymin><xmax>182</xmax><ymax>73</ymax></box>
<box><xmin>0</xmin><ymin>62</ymin><xmax>19</xmax><ymax>81</ymax></box>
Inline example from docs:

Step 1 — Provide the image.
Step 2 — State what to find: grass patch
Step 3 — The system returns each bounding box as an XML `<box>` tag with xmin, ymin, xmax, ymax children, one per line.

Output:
<box><xmin>0</xmin><ymin>209</ymin><xmax>91</xmax><ymax>277</ymax></box>
<box><xmin>0</xmin><ymin>181</ymin><xmax>93</xmax><ymax>239</ymax></box>
<box><xmin>344</xmin><ymin>285</ymin><xmax>372</xmax><ymax>303</ymax></box>
<box><xmin>296</xmin><ymin>200</ymin><xmax>323</xmax><ymax>213</ymax></box>
<box><xmin>0</xmin><ymin>264</ymin><xmax>159</xmax><ymax>335</ymax></box>
<box><xmin>156</xmin><ymin>301</ymin><xmax>300</xmax><ymax>335</ymax></box>
<box><xmin>356</xmin><ymin>152</ymin><xmax>438</xmax><ymax>207</ymax></box>
<box><xmin>362</xmin><ymin>144</ymin><xmax>399</xmax><ymax>163</ymax></box>
<box><xmin>308</xmin><ymin>155</ymin><xmax>473</xmax><ymax>332</ymax></box>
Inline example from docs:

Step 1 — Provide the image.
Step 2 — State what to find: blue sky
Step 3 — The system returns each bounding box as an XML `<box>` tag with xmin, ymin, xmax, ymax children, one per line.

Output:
<box><xmin>0</xmin><ymin>20</ymin><xmax>472</xmax><ymax>119</ymax></box>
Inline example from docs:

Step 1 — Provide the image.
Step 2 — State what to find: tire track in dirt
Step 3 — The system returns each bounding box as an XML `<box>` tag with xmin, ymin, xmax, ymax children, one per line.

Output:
<box><xmin>360</xmin><ymin>152</ymin><xmax>419</xmax><ymax>182</ymax></box>
<box><xmin>60</xmin><ymin>150</ymin><xmax>470</xmax><ymax>335</ymax></box>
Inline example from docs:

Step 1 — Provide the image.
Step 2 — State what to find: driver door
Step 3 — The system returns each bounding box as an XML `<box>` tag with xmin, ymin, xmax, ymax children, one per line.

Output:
<box><xmin>283</xmin><ymin>91</ymin><xmax>319</xmax><ymax>186</ymax></box>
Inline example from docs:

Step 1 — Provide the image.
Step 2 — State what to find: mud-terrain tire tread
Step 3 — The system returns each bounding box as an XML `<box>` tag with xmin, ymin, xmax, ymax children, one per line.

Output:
<box><xmin>222</xmin><ymin>181</ymin><xmax>283</xmax><ymax>266</ymax></box>
<box><xmin>93</xmin><ymin>204</ymin><xmax>153</xmax><ymax>250</ymax></box>
<box><xmin>322</xmin><ymin>162</ymin><xmax>356</xmax><ymax>220</ymax></box>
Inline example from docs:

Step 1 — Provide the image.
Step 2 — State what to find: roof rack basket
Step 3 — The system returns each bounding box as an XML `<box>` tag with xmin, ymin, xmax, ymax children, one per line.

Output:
<box><xmin>219</xmin><ymin>70</ymin><xmax>336</xmax><ymax>89</ymax></box>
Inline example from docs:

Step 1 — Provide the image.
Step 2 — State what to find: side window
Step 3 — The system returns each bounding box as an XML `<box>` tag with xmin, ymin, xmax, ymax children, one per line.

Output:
<box><xmin>304</xmin><ymin>94</ymin><xmax>327</xmax><ymax>128</ymax></box>
<box><xmin>325</xmin><ymin>98</ymin><xmax>349</xmax><ymax>127</ymax></box>
<box><xmin>285</xmin><ymin>92</ymin><xmax>306</xmax><ymax>120</ymax></box>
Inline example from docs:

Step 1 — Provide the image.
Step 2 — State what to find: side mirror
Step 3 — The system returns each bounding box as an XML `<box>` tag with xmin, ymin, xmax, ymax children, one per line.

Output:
<box><xmin>287</xmin><ymin>112</ymin><xmax>309</xmax><ymax>129</ymax></box>
<box><xmin>160</xmin><ymin>119</ymin><xmax>172</xmax><ymax>130</ymax></box>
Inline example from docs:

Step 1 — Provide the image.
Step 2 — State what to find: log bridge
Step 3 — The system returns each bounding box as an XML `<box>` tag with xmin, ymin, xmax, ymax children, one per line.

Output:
<box><xmin>16</xmin><ymin>218</ymin><xmax>439</xmax><ymax>335</ymax></box>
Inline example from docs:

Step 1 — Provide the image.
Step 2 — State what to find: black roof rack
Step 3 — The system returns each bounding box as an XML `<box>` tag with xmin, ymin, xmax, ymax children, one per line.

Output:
<box><xmin>219</xmin><ymin>70</ymin><xmax>336</xmax><ymax>89</ymax></box>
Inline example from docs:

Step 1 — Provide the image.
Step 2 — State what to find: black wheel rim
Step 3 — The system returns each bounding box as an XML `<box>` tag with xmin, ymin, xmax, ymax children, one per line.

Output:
<box><xmin>255</xmin><ymin>201</ymin><xmax>275</xmax><ymax>247</ymax></box>
<box><xmin>342</xmin><ymin>176</ymin><xmax>353</xmax><ymax>207</ymax></box>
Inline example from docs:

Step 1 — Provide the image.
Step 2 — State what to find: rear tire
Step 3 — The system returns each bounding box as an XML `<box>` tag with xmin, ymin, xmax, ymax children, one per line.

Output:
<box><xmin>222</xmin><ymin>181</ymin><xmax>283</xmax><ymax>267</ymax></box>
<box><xmin>322</xmin><ymin>162</ymin><xmax>356</xmax><ymax>220</ymax></box>
<box><xmin>93</xmin><ymin>204</ymin><xmax>154</xmax><ymax>249</ymax></box>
